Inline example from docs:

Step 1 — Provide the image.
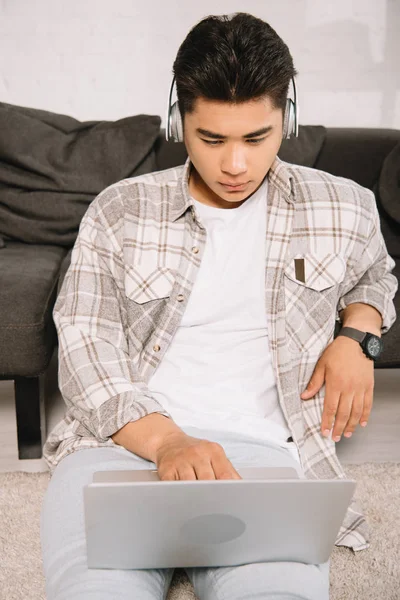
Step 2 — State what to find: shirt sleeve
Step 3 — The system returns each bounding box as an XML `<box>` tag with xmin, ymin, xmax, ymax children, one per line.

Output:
<box><xmin>52</xmin><ymin>190</ymin><xmax>173</xmax><ymax>443</ymax></box>
<box><xmin>335</xmin><ymin>188</ymin><xmax>398</xmax><ymax>334</ymax></box>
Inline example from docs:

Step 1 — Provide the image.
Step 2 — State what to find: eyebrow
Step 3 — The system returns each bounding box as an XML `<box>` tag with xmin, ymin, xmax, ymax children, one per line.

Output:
<box><xmin>196</xmin><ymin>126</ymin><xmax>273</xmax><ymax>140</ymax></box>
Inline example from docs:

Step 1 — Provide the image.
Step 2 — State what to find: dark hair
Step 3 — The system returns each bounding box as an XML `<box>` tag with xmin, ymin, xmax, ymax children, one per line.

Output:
<box><xmin>173</xmin><ymin>12</ymin><xmax>298</xmax><ymax>123</ymax></box>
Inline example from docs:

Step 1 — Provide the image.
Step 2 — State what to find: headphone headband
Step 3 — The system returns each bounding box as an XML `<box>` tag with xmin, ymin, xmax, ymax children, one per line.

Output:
<box><xmin>166</xmin><ymin>75</ymin><xmax>299</xmax><ymax>143</ymax></box>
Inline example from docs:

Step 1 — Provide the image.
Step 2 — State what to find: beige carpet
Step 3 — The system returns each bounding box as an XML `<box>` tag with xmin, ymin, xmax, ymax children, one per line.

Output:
<box><xmin>0</xmin><ymin>463</ymin><xmax>399</xmax><ymax>600</ymax></box>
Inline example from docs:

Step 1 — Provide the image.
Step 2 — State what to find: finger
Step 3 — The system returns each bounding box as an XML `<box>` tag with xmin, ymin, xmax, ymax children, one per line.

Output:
<box><xmin>193</xmin><ymin>459</ymin><xmax>218</xmax><ymax>480</ymax></box>
<box><xmin>177</xmin><ymin>464</ymin><xmax>199</xmax><ymax>480</ymax></box>
<box><xmin>321</xmin><ymin>379</ymin><xmax>341</xmax><ymax>436</ymax></box>
<box><xmin>211</xmin><ymin>448</ymin><xmax>240</xmax><ymax>480</ymax></box>
<box><xmin>359</xmin><ymin>385</ymin><xmax>374</xmax><ymax>427</ymax></box>
<box><xmin>159</xmin><ymin>468</ymin><xmax>179</xmax><ymax>481</ymax></box>
<box><xmin>332</xmin><ymin>391</ymin><xmax>355</xmax><ymax>441</ymax></box>
<box><xmin>231</xmin><ymin>465</ymin><xmax>242</xmax><ymax>480</ymax></box>
<box><xmin>343</xmin><ymin>392</ymin><xmax>365</xmax><ymax>437</ymax></box>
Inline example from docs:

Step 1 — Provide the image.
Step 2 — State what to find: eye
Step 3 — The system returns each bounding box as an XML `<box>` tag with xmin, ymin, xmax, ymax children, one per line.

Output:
<box><xmin>201</xmin><ymin>137</ymin><xmax>266</xmax><ymax>146</ymax></box>
<box><xmin>201</xmin><ymin>139</ymin><xmax>222</xmax><ymax>145</ymax></box>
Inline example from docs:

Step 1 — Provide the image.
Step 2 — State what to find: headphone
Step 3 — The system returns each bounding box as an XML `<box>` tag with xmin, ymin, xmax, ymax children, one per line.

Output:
<box><xmin>166</xmin><ymin>74</ymin><xmax>299</xmax><ymax>143</ymax></box>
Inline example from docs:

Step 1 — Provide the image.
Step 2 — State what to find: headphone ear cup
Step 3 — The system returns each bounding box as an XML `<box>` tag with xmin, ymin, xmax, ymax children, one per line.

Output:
<box><xmin>284</xmin><ymin>98</ymin><xmax>295</xmax><ymax>140</ymax></box>
<box><xmin>283</xmin><ymin>99</ymin><xmax>289</xmax><ymax>139</ymax></box>
<box><xmin>170</xmin><ymin>102</ymin><xmax>178</xmax><ymax>142</ymax></box>
<box><xmin>175</xmin><ymin>105</ymin><xmax>183</xmax><ymax>143</ymax></box>
<box><xmin>170</xmin><ymin>101</ymin><xmax>184</xmax><ymax>143</ymax></box>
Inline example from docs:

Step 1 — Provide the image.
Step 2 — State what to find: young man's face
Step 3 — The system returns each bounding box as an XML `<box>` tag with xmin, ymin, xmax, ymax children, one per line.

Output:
<box><xmin>184</xmin><ymin>95</ymin><xmax>284</xmax><ymax>209</ymax></box>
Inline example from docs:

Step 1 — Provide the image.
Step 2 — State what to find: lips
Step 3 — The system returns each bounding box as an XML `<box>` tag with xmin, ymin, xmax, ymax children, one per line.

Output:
<box><xmin>220</xmin><ymin>181</ymin><xmax>249</xmax><ymax>191</ymax></box>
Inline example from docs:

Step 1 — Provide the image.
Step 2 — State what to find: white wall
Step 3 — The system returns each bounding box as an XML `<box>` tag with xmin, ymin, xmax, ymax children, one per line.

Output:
<box><xmin>0</xmin><ymin>0</ymin><xmax>399</xmax><ymax>128</ymax></box>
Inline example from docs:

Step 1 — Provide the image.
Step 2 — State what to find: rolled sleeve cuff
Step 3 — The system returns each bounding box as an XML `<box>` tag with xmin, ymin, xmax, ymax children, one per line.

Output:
<box><xmin>86</xmin><ymin>391</ymin><xmax>174</xmax><ymax>442</ymax></box>
<box><xmin>336</xmin><ymin>285</ymin><xmax>397</xmax><ymax>334</ymax></box>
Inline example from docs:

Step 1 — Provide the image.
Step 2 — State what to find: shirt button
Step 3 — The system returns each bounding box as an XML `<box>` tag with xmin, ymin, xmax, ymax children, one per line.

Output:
<box><xmin>153</xmin><ymin>344</ymin><xmax>160</xmax><ymax>352</ymax></box>
<box><xmin>192</xmin><ymin>246</ymin><xmax>199</xmax><ymax>254</ymax></box>
<box><xmin>177</xmin><ymin>294</ymin><xmax>184</xmax><ymax>302</ymax></box>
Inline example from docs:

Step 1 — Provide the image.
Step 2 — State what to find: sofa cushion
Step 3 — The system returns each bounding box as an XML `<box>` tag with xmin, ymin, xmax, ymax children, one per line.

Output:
<box><xmin>57</xmin><ymin>248</ymin><xmax>73</xmax><ymax>296</ymax></box>
<box><xmin>373</xmin><ymin>183</ymin><xmax>400</xmax><ymax>260</ymax></box>
<box><xmin>371</xmin><ymin>141</ymin><xmax>400</xmax><ymax>259</ymax></box>
<box><xmin>0</xmin><ymin>242</ymin><xmax>67</xmax><ymax>377</ymax></box>
<box><xmin>377</xmin><ymin>140</ymin><xmax>400</xmax><ymax>225</ymax></box>
<box><xmin>278</xmin><ymin>124</ymin><xmax>326</xmax><ymax>167</ymax></box>
<box><xmin>0</xmin><ymin>102</ymin><xmax>161</xmax><ymax>247</ymax></box>
<box><xmin>313</xmin><ymin>128</ymin><xmax>400</xmax><ymax>191</ymax></box>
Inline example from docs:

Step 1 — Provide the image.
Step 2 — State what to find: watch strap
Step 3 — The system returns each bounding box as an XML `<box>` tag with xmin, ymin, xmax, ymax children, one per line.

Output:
<box><xmin>338</xmin><ymin>326</ymin><xmax>367</xmax><ymax>343</ymax></box>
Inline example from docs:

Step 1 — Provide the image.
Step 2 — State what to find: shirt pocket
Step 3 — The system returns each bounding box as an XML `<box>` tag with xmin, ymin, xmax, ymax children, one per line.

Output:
<box><xmin>283</xmin><ymin>252</ymin><xmax>346</xmax><ymax>355</ymax></box>
<box><xmin>124</xmin><ymin>262</ymin><xmax>176</xmax><ymax>304</ymax></box>
<box><xmin>284</xmin><ymin>252</ymin><xmax>346</xmax><ymax>291</ymax></box>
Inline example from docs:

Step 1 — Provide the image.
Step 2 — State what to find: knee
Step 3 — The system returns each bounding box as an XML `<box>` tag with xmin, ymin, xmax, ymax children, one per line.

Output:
<box><xmin>204</xmin><ymin>559</ymin><xmax>330</xmax><ymax>600</ymax></box>
<box><xmin>278</xmin><ymin>560</ymin><xmax>330</xmax><ymax>600</ymax></box>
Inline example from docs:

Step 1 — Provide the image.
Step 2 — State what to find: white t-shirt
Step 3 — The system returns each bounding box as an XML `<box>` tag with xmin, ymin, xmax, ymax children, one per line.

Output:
<box><xmin>148</xmin><ymin>175</ymin><xmax>300</xmax><ymax>464</ymax></box>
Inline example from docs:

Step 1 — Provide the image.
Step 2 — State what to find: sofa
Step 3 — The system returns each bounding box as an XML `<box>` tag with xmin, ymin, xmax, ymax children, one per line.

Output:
<box><xmin>0</xmin><ymin>101</ymin><xmax>399</xmax><ymax>460</ymax></box>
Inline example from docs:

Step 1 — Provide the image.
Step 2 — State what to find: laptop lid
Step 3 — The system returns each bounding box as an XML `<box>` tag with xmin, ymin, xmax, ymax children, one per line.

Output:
<box><xmin>83</xmin><ymin>469</ymin><xmax>356</xmax><ymax>569</ymax></box>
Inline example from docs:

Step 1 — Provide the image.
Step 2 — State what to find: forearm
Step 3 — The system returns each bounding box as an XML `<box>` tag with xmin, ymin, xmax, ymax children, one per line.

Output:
<box><xmin>111</xmin><ymin>413</ymin><xmax>185</xmax><ymax>463</ymax></box>
<box><xmin>338</xmin><ymin>302</ymin><xmax>383</xmax><ymax>337</ymax></box>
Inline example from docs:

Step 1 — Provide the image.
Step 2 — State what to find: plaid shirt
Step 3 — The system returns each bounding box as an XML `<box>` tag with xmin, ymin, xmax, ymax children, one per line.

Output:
<box><xmin>43</xmin><ymin>155</ymin><xmax>398</xmax><ymax>553</ymax></box>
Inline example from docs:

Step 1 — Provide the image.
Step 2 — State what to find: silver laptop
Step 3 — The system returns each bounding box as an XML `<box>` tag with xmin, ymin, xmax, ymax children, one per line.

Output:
<box><xmin>83</xmin><ymin>467</ymin><xmax>356</xmax><ymax>569</ymax></box>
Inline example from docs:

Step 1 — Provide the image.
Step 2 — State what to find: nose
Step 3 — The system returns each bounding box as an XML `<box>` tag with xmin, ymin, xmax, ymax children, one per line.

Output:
<box><xmin>220</xmin><ymin>144</ymin><xmax>247</xmax><ymax>176</ymax></box>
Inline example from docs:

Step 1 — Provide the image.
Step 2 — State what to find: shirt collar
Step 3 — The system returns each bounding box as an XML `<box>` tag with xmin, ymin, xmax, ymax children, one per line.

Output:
<box><xmin>170</xmin><ymin>154</ymin><xmax>297</xmax><ymax>222</ymax></box>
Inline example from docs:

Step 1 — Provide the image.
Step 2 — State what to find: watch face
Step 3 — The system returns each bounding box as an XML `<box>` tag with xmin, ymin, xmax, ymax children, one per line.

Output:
<box><xmin>367</xmin><ymin>336</ymin><xmax>382</xmax><ymax>357</ymax></box>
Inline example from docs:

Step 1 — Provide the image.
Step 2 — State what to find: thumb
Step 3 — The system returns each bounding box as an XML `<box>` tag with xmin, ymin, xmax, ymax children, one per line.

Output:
<box><xmin>301</xmin><ymin>366</ymin><xmax>325</xmax><ymax>399</ymax></box>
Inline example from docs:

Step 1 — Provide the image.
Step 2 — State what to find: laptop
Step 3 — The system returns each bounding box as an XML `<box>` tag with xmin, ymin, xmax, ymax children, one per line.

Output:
<box><xmin>83</xmin><ymin>466</ymin><xmax>356</xmax><ymax>570</ymax></box>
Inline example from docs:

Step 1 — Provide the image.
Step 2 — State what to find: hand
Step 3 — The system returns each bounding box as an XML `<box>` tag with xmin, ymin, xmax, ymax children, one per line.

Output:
<box><xmin>300</xmin><ymin>336</ymin><xmax>374</xmax><ymax>442</ymax></box>
<box><xmin>154</xmin><ymin>432</ymin><xmax>242</xmax><ymax>481</ymax></box>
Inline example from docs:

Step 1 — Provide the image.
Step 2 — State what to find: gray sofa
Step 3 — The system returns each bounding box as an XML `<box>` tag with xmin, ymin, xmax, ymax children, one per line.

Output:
<box><xmin>0</xmin><ymin>101</ymin><xmax>399</xmax><ymax>460</ymax></box>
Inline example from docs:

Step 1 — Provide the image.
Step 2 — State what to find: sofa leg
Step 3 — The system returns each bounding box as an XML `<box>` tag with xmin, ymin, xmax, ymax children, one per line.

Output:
<box><xmin>14</xmin><ymin>375</ymin><xmax>46</xmax><ymax>460</ymax></box>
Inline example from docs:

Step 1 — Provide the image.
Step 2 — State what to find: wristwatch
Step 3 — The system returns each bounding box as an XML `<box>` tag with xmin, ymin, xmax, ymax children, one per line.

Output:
<box><xmin>337</xmin><ymin>326</ymin><xmax>383</xmax><ymax>361</ymax></box>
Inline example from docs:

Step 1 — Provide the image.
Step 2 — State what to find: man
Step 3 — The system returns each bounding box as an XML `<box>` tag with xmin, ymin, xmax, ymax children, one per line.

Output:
<box><xmin>41</xmin><ymin>12</ymin><xmax>398</xmax><ymax>600</ymax></box>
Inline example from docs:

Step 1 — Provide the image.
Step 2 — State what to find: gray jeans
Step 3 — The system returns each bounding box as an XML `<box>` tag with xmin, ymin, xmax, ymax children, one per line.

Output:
<box><xmin>40</xmin><ymin>426</ymin><xmax>330</xmax><ymax>599</ymax></box>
